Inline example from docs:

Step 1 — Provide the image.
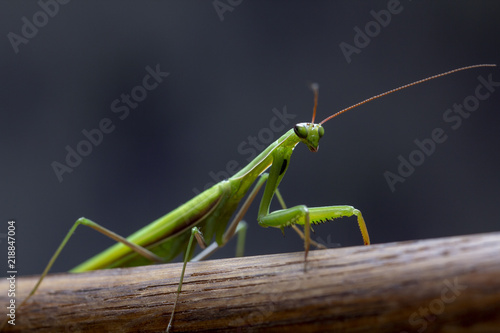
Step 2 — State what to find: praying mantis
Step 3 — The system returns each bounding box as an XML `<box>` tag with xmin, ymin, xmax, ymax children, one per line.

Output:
<box><xmin>3</xmin><ymin>63</ymin><xmax>496</xmax><ymax>332</ymax></box>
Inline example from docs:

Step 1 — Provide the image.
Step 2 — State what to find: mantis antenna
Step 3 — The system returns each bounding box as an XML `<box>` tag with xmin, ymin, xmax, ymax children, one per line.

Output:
<box><xmin>319</xmin><ymin>64</ymin><xmax>497</xmax><ymax>125</ymax></box>
<box><xmin>310</xmin><ymin>82</ymin><xmax>319</xmax><ymax>123</ymax></box>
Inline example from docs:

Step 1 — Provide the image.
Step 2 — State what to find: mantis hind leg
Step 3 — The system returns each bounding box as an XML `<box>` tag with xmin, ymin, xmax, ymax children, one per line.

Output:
<box><xmin>0</xmin><ymin>217</ymin><xmax>166</xmax><ymax>330</ymax></box>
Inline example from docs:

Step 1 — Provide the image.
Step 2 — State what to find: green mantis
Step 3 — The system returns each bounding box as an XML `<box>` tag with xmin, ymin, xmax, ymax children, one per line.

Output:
<box><xmin>5</xmin><ymin>63</ymin><xmax>496</xmax><ymax>332</ymax></box>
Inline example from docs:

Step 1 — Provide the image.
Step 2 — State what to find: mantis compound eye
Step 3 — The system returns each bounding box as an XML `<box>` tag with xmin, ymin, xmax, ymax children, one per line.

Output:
<box><xmin>318</xmin><ymin>126</ymin><xmax>325</xmax><ymax>138</ymax></box>
<box><xmin>294</xmin><ymin>124</ymin><xmax>308</xmax><ymax>139</ymax></box>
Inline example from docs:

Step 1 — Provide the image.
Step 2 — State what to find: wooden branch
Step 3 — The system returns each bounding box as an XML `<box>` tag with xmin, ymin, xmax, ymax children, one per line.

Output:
<box><xmin>2</xmin><ymin>232</ymin><xmax>500</xmax><ymax>332</ymax></box>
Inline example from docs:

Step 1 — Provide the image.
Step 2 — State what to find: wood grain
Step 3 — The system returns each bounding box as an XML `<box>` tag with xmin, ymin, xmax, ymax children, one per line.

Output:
<box><xmin>1</xmin><ymin>232</ymin><xmax>500</xmax><ymax>332</ymax></box>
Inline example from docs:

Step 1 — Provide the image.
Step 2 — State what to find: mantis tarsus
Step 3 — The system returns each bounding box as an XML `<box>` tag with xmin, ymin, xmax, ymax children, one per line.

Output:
<box><xmin>5</xmin><ymin>63</ymin><xmax>496</xmax><ymax>332</ymax></box>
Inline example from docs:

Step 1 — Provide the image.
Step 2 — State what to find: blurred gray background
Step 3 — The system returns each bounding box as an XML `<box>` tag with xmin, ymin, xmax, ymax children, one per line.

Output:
<box><xmin>1</xmin><ymin>1</ymin><xmax>499</xmax><ymax>276</ymax></box>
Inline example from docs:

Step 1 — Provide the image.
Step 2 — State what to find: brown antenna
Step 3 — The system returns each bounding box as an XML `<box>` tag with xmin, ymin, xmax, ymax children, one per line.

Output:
<box><xmin>320</xmin><ymin>64</ymin><xmax>497</xmax><ymax>125</ymax></box>
<box><xmin>310</xmin><ymin>83</ymin><xmax>319</xmax><ymax>124</ymax></box>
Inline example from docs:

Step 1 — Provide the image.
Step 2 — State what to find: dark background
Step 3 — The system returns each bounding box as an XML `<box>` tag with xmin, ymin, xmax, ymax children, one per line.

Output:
<box><xmin>1</xmin><ymin>1</ymin><xmax>499</xmax><ymax>276</ymax></box>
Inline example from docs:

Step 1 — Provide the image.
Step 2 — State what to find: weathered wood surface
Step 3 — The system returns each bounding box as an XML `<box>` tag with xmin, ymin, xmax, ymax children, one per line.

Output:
<box><xmin>1</xmin><ymin>232</ymin><xmax>500</xmax><ymax>332</ymax></box>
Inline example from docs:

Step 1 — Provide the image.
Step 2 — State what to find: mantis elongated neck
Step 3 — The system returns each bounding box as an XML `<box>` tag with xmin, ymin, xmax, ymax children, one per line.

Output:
<box><xmin>231</xmin><ymin>128</ymin><xmax>300</xmax><ymax>181</ymax></box>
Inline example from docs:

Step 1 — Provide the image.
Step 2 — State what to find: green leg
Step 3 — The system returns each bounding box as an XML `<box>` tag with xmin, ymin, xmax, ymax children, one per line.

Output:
<box><xmin>257</xmin><ymin>151</ymin><xmax>370</xmax><ymax>267</ymax></box>
<box><xmin>166</xmin><ymin>221</ymin><xmax>248</xmax><ymax>331</ymax></box>
<box><xmin>19</xmin><ymin>217</ymin><xmax>164</xmax><ymax>311</ymax></box>
<box><xmin>191</xmin><ymin>220</ymin><xmax>248</xmax><ymax>262</ymax></box>
<box><xmin>167</xmin><ymin>226</ymin><xmax>200</xmax><ymax>332</ymax></box>
<box><xmin>274</xmin><ymin>189</ymin><xmax>327</xmax><ymax>250</ymax></box>
<box><xmin>258</xmin><ymin>205</ymin><xmax>371</xmax><ymax>258</ymax></box>
<box><xmin>234</xmin><ymin>220</ymin><xmax>248</xmax><ymax>258</ymax></box>
<box><xmin>166</xmin><ymin>221</ymin><xmax>248</xmax><ymax>332</ymax></box>
<box><xmin>167</xmin><ymin>173</ymin><xmax>268</xmax><ymax>331</ymax></box>
<box><xmin>191</xmin><ymin>173</ymin><xmax>269</xmax><ymax>262</ymax></box>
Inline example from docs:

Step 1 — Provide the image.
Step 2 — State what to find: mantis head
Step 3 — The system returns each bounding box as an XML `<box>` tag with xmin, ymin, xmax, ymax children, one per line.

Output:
<box><xmin>293</xmin><ymin>122</ymin><xmax>324</xmax><ymax>153</ymax></box>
